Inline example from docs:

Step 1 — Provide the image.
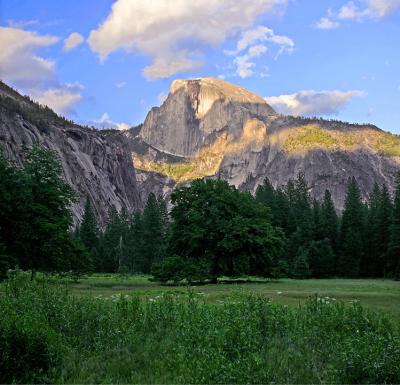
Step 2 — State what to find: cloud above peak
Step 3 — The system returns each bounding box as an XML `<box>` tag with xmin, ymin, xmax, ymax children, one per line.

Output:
<box><xmin>63</xmin><ymin>32</ymin><xmax>84</xmax><ymax>52</ymax></box>
<box><xmin>316</xmin><ymin>0</ymin><xmax>400</xmax><ymax>29</ymax></box>
<box><xmin>88</xmin><ymin>0</ymin><xmax>288</xmax><ymax>80</ymax></box>
<box><xmin>265</xmin><ymin>90</ymin><xmax>366</xmax><ymax>116</ymax></box>
<box><xmin>226</xmin><ymin>25</ymin><xmax>294</xmax><ymax>78</ymax></box>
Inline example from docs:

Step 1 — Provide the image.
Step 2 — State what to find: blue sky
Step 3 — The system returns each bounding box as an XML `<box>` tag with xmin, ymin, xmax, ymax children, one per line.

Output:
<box><xmin>1</xmin><ymin>0</ymin><xmax>399</xmax><ymax>133</ymax></box>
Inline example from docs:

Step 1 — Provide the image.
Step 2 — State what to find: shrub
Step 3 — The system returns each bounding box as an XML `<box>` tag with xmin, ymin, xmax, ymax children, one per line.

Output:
<box><xmin>0</xmin><ymin>316</ymin><xmax>61</xmax><ymax>383</ymax></box>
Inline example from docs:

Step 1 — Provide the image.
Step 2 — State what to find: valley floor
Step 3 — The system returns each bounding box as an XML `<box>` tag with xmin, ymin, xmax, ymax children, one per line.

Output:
<box><xmin>70</xmin><ymin>275</ymin><xmax>400</xmax><ymax>321</ymax></box>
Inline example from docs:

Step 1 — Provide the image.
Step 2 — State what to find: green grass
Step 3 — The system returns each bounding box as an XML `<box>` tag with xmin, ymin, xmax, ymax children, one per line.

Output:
<box><xmin>67</xmin><ymin>274</ymin><xmax>400</xmax><ymax>321</ymax></box>
<box><xmin>1</xmin><ymin>274</ymin><xmax>400</xmax><ymax>384</ymax></box>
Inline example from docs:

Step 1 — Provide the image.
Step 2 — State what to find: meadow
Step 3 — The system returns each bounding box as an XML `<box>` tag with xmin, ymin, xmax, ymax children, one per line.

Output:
<box><xmin>1</xmin><ymin>274</ymin><xmax>399</xmax><ymax>384</ymax></box>
<box><xmin>70</xmin><ymin>274</ymin><xmax>400</xmax><ymax>321</ymax></box>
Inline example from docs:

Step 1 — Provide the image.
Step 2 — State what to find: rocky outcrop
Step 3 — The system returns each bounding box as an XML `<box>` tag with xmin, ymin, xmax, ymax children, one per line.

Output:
<box><xmin>1</xmin><ymin>77</ymin><xmax>399</xmax><ymax>219</ymax></box>
<box><xmin>133</xmin><ymin>78</ymin><xmax>400</xmax><ymax>209</ymax></box>
<box><xmin>139</xmin><ymin>77</ymin><xmax>275</xmax><ymax>157</ymax></box>
<box><xmin>0</xmin><ymin>82</ymin><xmax>141</xmax><ymax>226</ymax></box>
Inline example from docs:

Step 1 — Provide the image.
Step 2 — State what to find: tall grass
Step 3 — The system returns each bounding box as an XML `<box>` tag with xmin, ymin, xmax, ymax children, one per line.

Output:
<box><xmin>1</xmin><ymin>274</ymin><xmax>399</xmax><ymax>384</ymax></box>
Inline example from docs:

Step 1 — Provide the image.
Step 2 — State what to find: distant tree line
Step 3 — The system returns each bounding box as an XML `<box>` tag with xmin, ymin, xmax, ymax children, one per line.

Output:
<box><xmin>73</xmin><ymin>173</ymin><xmax>400</xmax><ymax>283</ymax></box>
<box><xmin>1</xmin><ymin>144</ymin><xmax>399</xmax><ymax>282</ymax></box>
<box><xmin>254</xmin><ymin>174</ymin><xmax>399</xmax><ymax>279</ymax></box>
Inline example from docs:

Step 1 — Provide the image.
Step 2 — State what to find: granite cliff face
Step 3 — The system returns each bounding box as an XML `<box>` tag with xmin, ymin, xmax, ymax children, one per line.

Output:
<box><xmin>0</xmin><ymin>81</ymin><xmax>141</xmax><ymax>226</ymax></box>
<box><xmin>1</xmin><ymin>77</ymin><xmax>400</xmax><ymax>222</ymax></box>
<box><xmin>132</xmin><ymin>77</ymin><xmax>400</xmax><ymax>209</ymax></box>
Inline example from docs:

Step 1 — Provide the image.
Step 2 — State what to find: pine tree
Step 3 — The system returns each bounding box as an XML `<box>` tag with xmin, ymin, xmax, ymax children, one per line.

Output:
<box><xmin>312</xmin><ymin>199</ymin><xmax>324</xmax><ymax>241</ymax></box>
<box><xmin>377</xmin><ymin>184</ymin><xmax>392</xmax><ymax>277</ymax></box>
<box><xmin>255</xmin><ymin>178</ymin><xmax>276</xmax><ymax>215</ymax></box>
<box><xmin>125</xmin><ymin>211</ymin><xmax>144</xmax><ymax>272</ymax></box>
<box><xmin>321</xmin><ymin>189</ymin><xmax>339</xmax><ymax>254</ymax></box>
<box><xmin>363</xmin><ymin>183</ymin><xmax>381</xmax><ymax>276</ymax></box>
<box><xmin>308</xmin><ymin>239</ymin><xmax>335</xmax><ymax>278</ymax></box>
<box><xmin>292</xmin><ymin>246</ymin><xmax>311</xmax><ymax>279</ymax></box>
<box><xmin>102</xmin><ymin>207</ymin><xmax>122</xmax><ymax>272</ymax></box>
<box><xmin>339</xmin><ymin>177</ymin><xmax>365</xmax><ymax>277</ymax></box>
<box><xmin>141</xmin><ymin>193</ymin><xmax>168</xmax><ymax>273</ymax></box>
<box><xmin>388</xmin><ymin>173</ymin><xmax>400</xmax><ymax>278</ymax></box>
<box><xmin>79</xmin><ymin>198</ymin><xmax>98</xmax><ymax>268</ymax></box>
<box><xmin>22</xmin><ymin>146</ymin><xmax>76</xmax><ymax>274</ymax></box>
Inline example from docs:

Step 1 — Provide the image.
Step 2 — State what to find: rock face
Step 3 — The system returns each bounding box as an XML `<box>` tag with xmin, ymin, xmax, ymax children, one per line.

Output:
<box><xmin>0</xmin><ymin>81</ymin><xmax>141</xmax><ymax>226</ymax></box>
<box><xmin>139</xmin><ymin>77</ymin><xmax>275</xmax><ymax>157</ymax></box>
<box><xmin>1</xmin><ymin>77</ymin><xmax>400</xmax><ymax>223</ymax></box>
<box><xmin>133</xmin><ymin>77</ymin><xmax>400</xmax><ymax>209</ymax></box>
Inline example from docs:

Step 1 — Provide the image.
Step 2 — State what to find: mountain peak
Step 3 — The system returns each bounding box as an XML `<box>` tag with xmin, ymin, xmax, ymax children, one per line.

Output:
<box><xmin>169</xmin><ymin>77</ymin><xmax>274</xmax><ymax>119</ymax></box>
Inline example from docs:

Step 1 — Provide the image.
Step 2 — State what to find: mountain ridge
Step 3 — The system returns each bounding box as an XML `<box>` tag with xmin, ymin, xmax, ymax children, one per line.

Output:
<box><xmin>1</xmin><ymin>78</ymin><xmax>399</xmax><ymax>221</ymax></box>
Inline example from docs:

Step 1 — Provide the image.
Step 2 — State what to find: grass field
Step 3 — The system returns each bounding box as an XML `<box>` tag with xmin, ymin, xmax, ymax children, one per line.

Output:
<box><xmin>1</xmin><ymin>274</ymin><xmax>400</xmax><ymax>383</ymax></box>
<box><xmin>69</xmin><ymin>274</ymin><xmax>400</xmax><ymax>321</ymax></box>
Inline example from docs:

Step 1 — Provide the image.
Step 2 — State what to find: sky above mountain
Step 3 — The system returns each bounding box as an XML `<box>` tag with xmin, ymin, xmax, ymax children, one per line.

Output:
<box><xmin>1</xmin><ymin>0</ymin><xmax>399</xmax><ymax>133</ymax></box>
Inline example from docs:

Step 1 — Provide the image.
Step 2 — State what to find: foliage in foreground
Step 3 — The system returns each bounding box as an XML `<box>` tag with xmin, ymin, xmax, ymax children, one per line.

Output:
<box><xmin>0</xmin><ymin>275</ymin><xmax>399</xmax><ymax>384</ymax></box>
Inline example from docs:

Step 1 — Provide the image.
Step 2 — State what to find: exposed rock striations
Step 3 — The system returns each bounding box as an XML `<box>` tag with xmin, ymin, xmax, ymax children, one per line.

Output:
<box><xmin>0</xmin><ymin>81</ymin><xmax>141</xmax><ymax>226</ymax></box>
<box><xmin>133</xmin><ymin>78</ymin><xmax>400</xmax><ymax>209</ymax></box>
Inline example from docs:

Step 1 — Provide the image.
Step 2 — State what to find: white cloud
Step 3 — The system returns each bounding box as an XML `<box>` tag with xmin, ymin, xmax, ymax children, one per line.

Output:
<box><xmin>337</xmin><ymin>1</ymin><xmax>364</xmax><ymax>20</ymax></box>
<box><xmin>227</xmin><ymin>25</ymin><xmax>293</xmax><ymax>78</ymax></box>
<box><xmin>0</xmin><ymin>26</ymin><xmax>58</xmax><ymax>88</ymax></box>
<box><xmin>367</xmin><ymin>0</ymin><xmax>400</xmax><ymax>18</ymax></box>
<box><xmin>94</xmin><ymin>113</ymin><xmax>130</xmax><ymax>130</ymax></box>
<box><xmin>30</xmin><ymin>83</ymin><xmax>84</xmax><ymax>115</ymax></box>
<box><xmin>88</xmin><ymin>0</ymin><xmax>288</xmax><ymax>79</ymax></box>
<box><xmin>265</xmin><ymin>90</ymin><xmax>366</xmax><ymax>116</ymax></box>
<box><xmin>0</xmin><ymin>26</ymin><xmax>85</xmax><ymax>117</ymax></box>
<box><xmin>234</xmin><ymin>44</ymin><xmax>267</xmax><ymax>78</ymax></box>
<box><xmin>318</xmin><ymin>0</ymin><xmax>400</xmax><ymax>26</ymax></box>
<box><xmin>63</xmin><ymin>32</ymin><xmax>84</xmax><ymax>52</ymax></box>
<box><xmin>315</xmin><ymin>17</ymin><xmax>340</xmax><ymax>29</ymax></box>
<box><xmin>7</xmin><ymin>19</ymin><xmax>39</xmax><ymax>28</ymax></box>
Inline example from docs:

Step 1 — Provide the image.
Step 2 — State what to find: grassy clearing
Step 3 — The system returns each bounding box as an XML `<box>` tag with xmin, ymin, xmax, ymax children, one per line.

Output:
<box><xmin>67</xmin><ymin>274</ymin><xmax>400</xmax><ymax>321</ymax></box>
<box><xmin>1</xmin><ymin>274</ymin><xmax>399</xmax><ymax>384</ymax></box>
<box><xmin>282</xmin><ymin>124</ymin><xmax>400</xmax><ymax>156</ymax></box>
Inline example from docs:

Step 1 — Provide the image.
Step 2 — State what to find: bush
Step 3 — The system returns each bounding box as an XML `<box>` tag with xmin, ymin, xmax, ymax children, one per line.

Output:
<box><xmin>152</xmin><ymin>255</ymin><xmax>211</xmax><ymax>284</ymax></box>
<box><xmin>0</xmin><ymin>316</ymin><xmax>61</xmax><ymax>383</ymax></box>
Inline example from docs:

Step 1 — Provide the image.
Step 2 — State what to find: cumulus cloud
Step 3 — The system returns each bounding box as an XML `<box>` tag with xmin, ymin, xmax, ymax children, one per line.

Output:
<box><xmin>30</xmin><ymin>83</ymin><xmax>84</xmax><ymax>115</ymax></box>
<box><xmin>90</xmin><ymin>113</ymin><xmax>130</xmax><ymax>130</ymax></box>
<box><xmin>0</xmin><ymin>26</ymin><xmax>58</xmax><ymax>88</ymax></box>
<box><xmin>315</xmin><ymin>17</ymin><xmax>340</xmax><ymax>29</ymax></box>
<box><xmin>0</xmin><ymin>26</ymin><xmax>85</xmax><ymax>116</ymax></box>
<box><xmin>265</xmin><ymin>90</ymin><xmax>366</xmax><ymax>116</ymax></box>
<box><xmin>317</xmin><ymin>0</ymin><xmax>400</xmax><ymax>27</ymax></box>
<box><xmin>88</xmin><ymin>0</ymin><xmax>288</xmax><ymax>79</ymax></box>
<box><xmin>63</xmin><ymin>32</ymin><xmax>84</xmax><ymax>52</ymax></box>
<box><xmin>367</xmin><ymin>0</ymin><xmax>400</xmax><ymax>18</ymax></box>
<box><xmin>226</xmin><ymin>25</ymin><xmax>293</xmax><ymax>78</ymax></box>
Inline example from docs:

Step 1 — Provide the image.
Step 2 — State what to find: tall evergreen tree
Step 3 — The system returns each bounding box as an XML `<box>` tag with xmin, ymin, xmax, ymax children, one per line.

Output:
<box><xmin>320</xmin><ymin>189</ymin><xmax>339</xmax><ymax>254</ymax></box>
<box><xmin>140</xmin><ymin>193</ymin><xmax>168</xmax><ymax>273</ymax></box>
<box><xmin>22</xmin><ymin>146</ymin><xmax>76</xmax><ymax>274</ymax></box>
<box><xmin>339</xmin><ymin>177</ymin><xmax>365</xmax><ymax>277</ymax></box>
<box><xmin>388</xmin><ymin>173</ymin><xmax>400</xmax><ymax>278</ymax></box>
<box><xmin>79</xmin><ymin>198</ymin><xmax>98</xmax><ymax>269</ymax></box>
<box><xmin>125</xmin><ymin>211</ymin><xmax>144</xmax><ymax>272</ymax></box>
<box><xmin>363</xmin><ymin>183</ymin><xmax>381</xmax><ymax>276</ymax></box>
<box><xmin>378</xmin><ymin>184</ymin><xmax>393</xmax><ymax>276</ymax></box>
<box><xmin>101</xmin><ymin>207</ymin><xmax>122</xmax><ymax>272</ymax></box>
